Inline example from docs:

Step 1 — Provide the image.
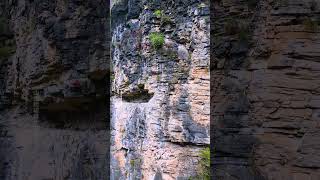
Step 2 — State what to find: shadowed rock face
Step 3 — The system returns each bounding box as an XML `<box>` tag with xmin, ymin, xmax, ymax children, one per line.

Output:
<box><xmin>0</xmin><ymin>0</ymin><xmax>109</xmax><ymax>179</ymax></box>
<box><xmin>39</xmin><ymin>97</ymin><xmax>107</xmax><ymax>130</ymax></box>
<box><xmin>111</xmin><ymin>0</ymin><xmax>210</xmax><ymax>179</ymax></box>
<box><xmin>121</xmin><ymin>86</ymin><xmax>154</xmax><ymax>103</ymax></box>
<box><xmin>213</xmin><ymin>0</ymin><xmax>320</xmax><ymax>179</ymax></box>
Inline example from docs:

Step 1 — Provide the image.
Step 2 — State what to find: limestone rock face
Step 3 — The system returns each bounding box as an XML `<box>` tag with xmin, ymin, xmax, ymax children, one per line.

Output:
<box><xmin>111</xmin><ymin>0</ymin><xmax>210</xmax><ymax>179</ymax></box>
<box><xmin>213</xmin><ymin>0</ymin><xmax>320</xmax><ymax>179</ymax></box>
<box><xmin>0</xmin><ymin>0</ymin><xmax>109</xmax><ymax>179</ymax></box>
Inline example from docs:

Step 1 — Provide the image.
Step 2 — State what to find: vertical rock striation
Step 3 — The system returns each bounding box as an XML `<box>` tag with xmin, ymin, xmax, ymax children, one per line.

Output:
<box><xmin>111</xmin><ymin>0</ymin><xmax>210</xmax><ymax>179</ymax></box>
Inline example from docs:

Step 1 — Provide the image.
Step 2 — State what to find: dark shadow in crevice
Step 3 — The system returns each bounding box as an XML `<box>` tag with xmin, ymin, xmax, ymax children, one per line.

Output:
<box><xmin>39</xmin><ymin>97</ymin><xmax>107</xmax><ymax>130</ymax></box>
<box><xmin>121</xmin><ymin>85</ymin><xmax>154</xmax><ymax>103</ymax></box>
<box><xmin>38</xmin><ymin>73</ymin><xmax>108</xmax><ymax>131</ymax></box>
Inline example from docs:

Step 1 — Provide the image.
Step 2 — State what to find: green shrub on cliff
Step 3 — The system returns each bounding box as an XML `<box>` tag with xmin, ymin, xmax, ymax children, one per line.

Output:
<box><xmin>149</xmin><ymin>32</ymin><xmax>165</xmax><ymax>50</ymax></box>
<box><xmin>154</xmin><ymin>9</ymin><xmax>172</xmax><ymax>25</ymax></box>
<box><xmin>198</xmin><ymin>147</ymin><xmax>210</xmax><ymax>179</ymax></box>
<box><xmin>189</xmin><ymin>147</ymin><xmax>210</xmax><ymax>180</ymax></box>
<box><xmin>154</xmin><ymin>10</ymin><xmax>162</xmax><ymax>18</ymax></box>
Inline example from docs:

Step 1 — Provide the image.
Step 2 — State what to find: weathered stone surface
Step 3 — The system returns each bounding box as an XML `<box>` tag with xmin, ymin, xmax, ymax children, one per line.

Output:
<box><xmin>213</xmin><ymin>0</ymin><xmax>320</xmax><ymax>179</ymax></box>
<box><xmin>111</xmin><ymin>0</ymin><xmax>210</xmax><ymax>179</ymax></box>
<box><xmin>0</xmin><ymin>0</ymin><xmax>109</xmax><ymax>179</ymax></box>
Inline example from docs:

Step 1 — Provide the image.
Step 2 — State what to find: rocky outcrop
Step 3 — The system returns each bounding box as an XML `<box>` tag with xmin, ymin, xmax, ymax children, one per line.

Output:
<box><xmin>213</xmin><ymin>0</ymin><xmax>320</xmax><ymax>179</ymax></box>
<box><xmin>111</xmin><ymin>0</ymin><xmax>210</xmax><ymax>179</ymax></box>
<box><xmin>0</xmin><ymin>0</ymin><xmax>109</xmax><ymax>179</ymax></box>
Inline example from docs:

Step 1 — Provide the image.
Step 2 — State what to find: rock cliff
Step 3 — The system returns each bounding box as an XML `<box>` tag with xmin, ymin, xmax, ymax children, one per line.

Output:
<box><xmin>3</xmin><ymin>0</ymin><xmax>319</xmax><ymax>179</ymax></box>
<box><xmin>110</xmin><ymin>0</ymin><xmax>210</xmax><ymax>179</ymax></box>
<box><xmin>213</xmin><ymin>0</ymin><xmax>320</xmax><ymax>179</ymax></box>
<box><xmin>0</xmin><ymin>0</ymin><xmax>109</xmax><ymax>179</ymax></box>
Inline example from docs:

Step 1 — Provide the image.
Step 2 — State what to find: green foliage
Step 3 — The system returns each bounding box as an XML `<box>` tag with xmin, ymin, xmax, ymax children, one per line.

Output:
<box><xmin>199</xmin><ymin>147</ymin><xmax>210</xmax><ymax>179</ymax></box>
<box><xmin>154</xmin><ymin>10</ymin><xmax>162</xmax><ymax>18</ymax></box>
<box><xmin>190</xmin><ymin>147</ymin><xmax>210</xmax><ymax>180</ymax></box>
<box><xmin>130</xmin><ymin>159</ymin><xmax>135</xmax><ymax>167</ymax></box>
<box><xmin>154</xmin><ymin>9</ymin><xmax>172</xmax><ymax>25</ymax></box>
<box><xmin>149</xmin><ymin>32</ymin><xmax>165</xmax><ymax>50</ymax></box>
<box><xmin>130</xmin><ymin>158</ymin><xmax>141</xmax><ymax>167</ymax></box>
<box><xmin>303</xmin><ymin>18</ymin><xmax>318</xmax><ymax>31</ymax></box>
<box><xmin>111</xmin><ymin>74</ymin><xmax>115</xmax><ymax>82</ymax></box>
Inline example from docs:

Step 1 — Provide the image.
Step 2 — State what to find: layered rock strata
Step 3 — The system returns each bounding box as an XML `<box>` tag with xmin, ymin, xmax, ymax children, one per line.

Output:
<box><xmin>213</xmin><ymin>0</ymin><xmax>320</xmax><ymax>179</ymax></box>
<box><xmin>0</xmin><ymin>0</ymin><xmax>109</xmax><ymax>179</ymax></box>
<box><xmin>111</xmin><ymin>0</ymin><xmax>210</xmax><ymax>179</ymax></box>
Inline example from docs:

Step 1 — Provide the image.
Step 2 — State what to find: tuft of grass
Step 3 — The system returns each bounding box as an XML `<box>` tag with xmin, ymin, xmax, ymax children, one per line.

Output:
<box><xmin>149</xmin><ymin>32</ymin><xmax>165</xmax><ymax>50</ymax></box>
<box><xmin>130</xmin><ymin>159</ymin><xmax>135</xmax><ymax>167</ymax></box>
<box><xmin>154</xmin><ymin>10</ymin><xmax>162</xmax><ymax>18</ymax></box>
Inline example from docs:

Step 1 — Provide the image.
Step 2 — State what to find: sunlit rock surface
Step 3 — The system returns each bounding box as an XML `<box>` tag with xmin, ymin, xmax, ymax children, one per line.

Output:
<box><xmin>111</xmin><ymin>0</ymin><xmax>210</xmax><ymax>179</ymax></box>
